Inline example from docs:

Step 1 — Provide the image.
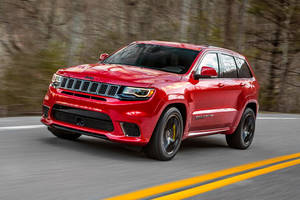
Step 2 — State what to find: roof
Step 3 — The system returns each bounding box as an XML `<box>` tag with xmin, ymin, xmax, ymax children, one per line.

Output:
<box><xmin>135</xmin><ymin>40</ymin><xmax>245</xmax><ymax>59</ymax></box>
<box><xmin>135</xmin><ymin>40</ymin><xmax>206</xmax><ymax>51</ymax></box>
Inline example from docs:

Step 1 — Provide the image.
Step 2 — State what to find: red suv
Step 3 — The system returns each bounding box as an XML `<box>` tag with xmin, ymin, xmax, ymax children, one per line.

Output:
<box><xmin>41</xmin><ymin>41</ymin><xmax>259</xmax><ymax>160</ymax></box>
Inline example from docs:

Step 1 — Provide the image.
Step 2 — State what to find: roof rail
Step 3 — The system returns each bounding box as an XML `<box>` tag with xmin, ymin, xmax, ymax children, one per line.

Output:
<box><xmin>208</xmin><ymin>45</ymin><xmax>225</xmax><ymax>49</ymax></box>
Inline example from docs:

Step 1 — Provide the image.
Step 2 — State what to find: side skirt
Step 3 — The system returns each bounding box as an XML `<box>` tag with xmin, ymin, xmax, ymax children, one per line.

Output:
<box><xmin>188</xmin><ymin>127</ymin><xmax>229</xmax><ymax>137</ymax></box>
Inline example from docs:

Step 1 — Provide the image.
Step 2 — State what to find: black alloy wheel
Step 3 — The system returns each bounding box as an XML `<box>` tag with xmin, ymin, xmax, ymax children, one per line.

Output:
<box><xmin>145</xmin><ymin>107</ymin><xmax>184</xmax><ymax>161</ymax></box>
<box><xmin>162</xmin><ymin>114</ymin><xmax>182</xmax><ymax>155</ymax></box>
<box><xmin>242</xmin><ymin>114</ymin><xmax>255</xmax><ymax>146</ymax></box>
<box><xmin>226</xmin><ymin>108</ymin><xmax>256</xmax><ymax>149</ymax></box>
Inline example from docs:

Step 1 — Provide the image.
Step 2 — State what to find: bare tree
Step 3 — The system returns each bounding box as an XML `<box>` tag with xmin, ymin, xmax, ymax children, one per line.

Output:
<box><xmin>67</xmin><ymin>0</ymin><xmax>86</xmax><ymax>66</ymax></box>
<box><xmin>236</xmin><ymin>0</ymin><xmax>248</xmax><ymax>51</ymax></box>
<box><xmin>278</xmin><ymin>0</ymin><xmax>297</xmax><ymax>111</ymax></box>
<box><xmin>180</xmin><ymin>0</ymin><xmax>192</xmax><ymax>42</ymax></box>
<box><xmin>224</xmin><ymin>0</ymin><xmax>234</xmax><ymax>47</ymax></box>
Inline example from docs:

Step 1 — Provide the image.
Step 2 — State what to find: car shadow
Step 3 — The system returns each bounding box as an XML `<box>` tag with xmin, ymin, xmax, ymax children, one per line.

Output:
<box><xmin>182</xmin><ymin>136</ymin><xmax>228</xmax><ymax>149</ymax></box>
<box><xmin>38</xmin><ymin>135</ymin><xmax>149</xmax><ymax>161</ymax></box>
<box><xmin>38</xmin><ymin>133</ymin><xmax>229</xmax><ymax>161</ymax></box>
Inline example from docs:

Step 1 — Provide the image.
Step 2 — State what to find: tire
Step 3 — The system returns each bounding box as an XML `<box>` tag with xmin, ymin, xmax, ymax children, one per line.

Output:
<box><xmin>48</xmin><ymin>127</ymin><xmax>81</xmax><ymax>140</ymax></box>
<box><xmin>226</xmin><ymin>108</ymin><xmax>256</xmax><ymax>149</ymax></box>
<box><xmin>145</xmin><ymin>107</ymin><xmax>184</xmax><ymax>161</ymax></box>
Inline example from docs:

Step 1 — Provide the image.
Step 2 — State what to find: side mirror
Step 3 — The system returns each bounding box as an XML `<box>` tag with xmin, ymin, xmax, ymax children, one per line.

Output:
<box><xmin>194</xmin><ymin>66</ymin><xmax>218</xmax><ymax>79</ymax></box>
<box><xmin>99</xmin><ymin>53</ymin><xmax>109</xmax><ymax>61</ymax></box>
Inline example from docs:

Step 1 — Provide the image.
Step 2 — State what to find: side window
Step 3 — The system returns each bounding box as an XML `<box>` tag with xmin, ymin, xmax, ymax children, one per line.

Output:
<box><xmin>236</xmin><ymin>58</ymin><xmax>252</xmax><ymax>78</ymax></box>
<box><xmin>197</xmin><ymin>53</ymin><xmax>219</xmax><ymax>74</ymax></box>
<box><xmin>220</xmin><ymin>54</ymin><xmax>238</xmax><ymax>78</ymax></box>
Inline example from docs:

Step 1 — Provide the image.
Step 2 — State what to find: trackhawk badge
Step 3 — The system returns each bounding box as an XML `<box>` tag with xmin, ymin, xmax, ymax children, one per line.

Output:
<box><xmin>195</xmin><ymin>114</ymin><xmax>214</xmax><ymax>120</ymax></box>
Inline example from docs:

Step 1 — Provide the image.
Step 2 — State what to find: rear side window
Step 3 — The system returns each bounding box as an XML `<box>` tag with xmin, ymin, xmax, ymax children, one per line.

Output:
<box><xmin>236</xmin><ymin>58</ymin><xmax>252</xmax><ymax>78</ymax></box>
<box><xmin>220</xmin><ymin>54</ymin><xmax>238</xmax><ymax>78</ymax></box>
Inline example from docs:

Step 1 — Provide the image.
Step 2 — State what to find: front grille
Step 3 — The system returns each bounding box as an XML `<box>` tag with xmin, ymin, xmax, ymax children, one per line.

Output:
<box><xmin>59</xmin><ymin>77</ymin><xmax>120</xmax><ymax>98</ymax></box>
<box><xmin>61</xmin><ymin>91</ymin><xmax>106</xmax><ymax>101</ymax></box>
<box><xmin>52</xmin><ymin>104</ymin><xmax>114</xmax><ymax>132</ymax></box>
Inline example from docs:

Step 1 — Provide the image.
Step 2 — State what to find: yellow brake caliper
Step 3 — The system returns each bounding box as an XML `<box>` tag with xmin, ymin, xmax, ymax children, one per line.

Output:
<box><xmin>173</xmin><ymin>123</ymin><xmax>176</xmax><ymax>140</ymax></box>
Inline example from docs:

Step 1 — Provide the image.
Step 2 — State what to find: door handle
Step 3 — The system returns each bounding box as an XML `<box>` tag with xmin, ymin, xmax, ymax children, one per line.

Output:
<box><xmin>240</xmin><ymin>82</ymin><xmax>246</xmax><ymax>87</ymax></box>
<box><xmin>218</xmin><ymin>83</ymin><xmax>224</xmax><ymax>88</ymax></box>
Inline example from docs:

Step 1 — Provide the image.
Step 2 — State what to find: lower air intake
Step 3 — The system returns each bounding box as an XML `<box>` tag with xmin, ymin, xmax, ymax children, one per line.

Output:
<box><xmin>120</xmin><ymin>122</ymin><xmax>141</xmax><ymax>137</ymax></box>
<box><xmin>52</xmin><ymin>104</ymin><xmax>114</xmax><ymax>132</ymax></box>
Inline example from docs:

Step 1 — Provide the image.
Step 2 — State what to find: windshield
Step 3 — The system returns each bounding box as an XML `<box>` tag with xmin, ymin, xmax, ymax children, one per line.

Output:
<box><xmin>103</xmin><ymin>43</ymin><xmax>199</xmax><ymax>74</ymax></box>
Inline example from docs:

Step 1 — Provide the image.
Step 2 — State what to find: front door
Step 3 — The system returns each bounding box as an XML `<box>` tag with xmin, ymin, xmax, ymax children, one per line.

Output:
<box><xmin>190</xmin><ymin>52</ymin><xmax>227</xmax><ymax>132</ymax></box>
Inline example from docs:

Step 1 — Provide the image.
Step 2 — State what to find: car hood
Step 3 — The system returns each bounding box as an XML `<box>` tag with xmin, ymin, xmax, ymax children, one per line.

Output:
<box><xmin>58</xmin><ymin>63</ymin><xmax>182</xmax><ymax>87</ymax></box>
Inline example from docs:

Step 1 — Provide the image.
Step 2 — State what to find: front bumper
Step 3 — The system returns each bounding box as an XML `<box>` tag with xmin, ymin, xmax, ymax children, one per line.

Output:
<box><xmin>41</xmin><ymin>86</ymin><xmax>164</xmax><ymax>146</ymax></box>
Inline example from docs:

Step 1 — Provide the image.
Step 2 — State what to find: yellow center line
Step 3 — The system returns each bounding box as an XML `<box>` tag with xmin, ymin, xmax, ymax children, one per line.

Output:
<box><xmin>104</xmin><ymin>152</ymin><xmax>300</xmax><ymax>200</ymax></box>
<box><xmin>153</xmin><ymin>158</ymin><xmax>300</xmax><ymax>200</ymax></box>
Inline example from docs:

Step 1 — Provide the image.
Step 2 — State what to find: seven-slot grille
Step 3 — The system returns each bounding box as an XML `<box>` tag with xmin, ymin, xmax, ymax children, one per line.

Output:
<box><xmin>59</xmin><ymin>77</ymin><xmax>120</xmax><ymax>97</ymax></box>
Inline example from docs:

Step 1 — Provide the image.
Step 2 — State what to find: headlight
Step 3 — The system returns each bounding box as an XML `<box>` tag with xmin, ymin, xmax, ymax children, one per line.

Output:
<box><xmin>121</xmin><ymin>87</ymin><xmax>155</xmax><ymax>99</ymax></box>
<box><xmin>51</xmin><ymin>74</ymin><xmax>63</xmax><ymax>88</ymax></box>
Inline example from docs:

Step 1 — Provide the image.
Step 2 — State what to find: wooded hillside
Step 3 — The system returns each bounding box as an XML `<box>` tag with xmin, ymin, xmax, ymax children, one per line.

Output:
<box><xmin>0</xmin><ymin>0</ymin><xmax>299</xmax><ymax>116</ymax></box>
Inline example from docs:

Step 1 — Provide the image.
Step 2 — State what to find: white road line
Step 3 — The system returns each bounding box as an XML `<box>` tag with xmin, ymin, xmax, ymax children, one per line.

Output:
<box><xmin>257</xmin><ymin>117</ymin><xmax>299</xmax><ymax>120</ymax></box>
<box><xmin>0</xmin><ymin>125</ymin><xmax>45</xmax><ymax>131</ymax></box>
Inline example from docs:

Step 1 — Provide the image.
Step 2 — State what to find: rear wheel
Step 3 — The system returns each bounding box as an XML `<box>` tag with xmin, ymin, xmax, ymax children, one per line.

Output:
<box><xmin>145</xmin><ymin>107</ymin><xmax>184</xmax><ymax>161</ymax></box>
<box><xmin>48</xmin><ymin>127</ymin><xmax>81</xmax><ymax>140</ymax></box>
<box><xmin>226</xmin><ymin>108</ymin><xmax>256</xmax><ymax>149</ymax></box>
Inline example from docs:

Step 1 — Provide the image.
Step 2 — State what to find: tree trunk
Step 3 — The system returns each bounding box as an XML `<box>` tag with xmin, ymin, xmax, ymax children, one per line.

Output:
<box><xmin>224</xmin><ymin>0</ymin><xmax>234</xmax><ymax>47</ymax></box>
<box><xmin>138</xmin><ymin>0</ymin><xmax>153</xmax><ymax>40</ymax></box>
<box><xmin>203</xmin><ymin>0</ymin><xmax>214</xmax><ymax>42</ymax></box>
<box><xmin>67</xmin><ymin>0</ymin><xmax>86</xmax><ymax>66</ymax></box>
<box><xmin>45</xmin><ymin>0</ymin><xmax>57</xmax><ymax>40</ymax></box>
<box><xmin>278</xmin><ymin>0</ymin><xmax>296</xmax><ymax>112</ymax></box>
<box><xmin>266</xmin><ymin>23</ymin><xmax>281</xmax><ymax>111</ymax></box>
<box><xmin>180</xmin><ymin>0</ymin><xmax>192</xmax><ymax>42</ymax></box>
<box><xmin>236</xmin><ymin>0</ymin><xmax>248</xmax><ymax>51</ymax></box>
<box><xmin>123</xmin><ymin>0</ymin><xmax>138</xmax><ymax>43</ymax></box>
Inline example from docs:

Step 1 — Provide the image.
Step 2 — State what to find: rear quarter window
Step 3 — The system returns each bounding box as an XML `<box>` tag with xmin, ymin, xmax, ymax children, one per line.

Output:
<box><xmin>236</xmin><ymin>58</ymin><xmax>252</xmax><ymax>78</ymax></box>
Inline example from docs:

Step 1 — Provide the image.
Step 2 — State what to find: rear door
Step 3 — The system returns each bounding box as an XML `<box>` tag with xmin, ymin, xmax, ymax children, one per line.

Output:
<box><xmin>216</xmin><ymin>53</ymin><xmax>242</xmax><ymax>128</ymax></box>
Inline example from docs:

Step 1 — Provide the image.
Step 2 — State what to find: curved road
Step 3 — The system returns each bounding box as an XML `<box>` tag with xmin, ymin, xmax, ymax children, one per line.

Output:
<box><xmin>0</xmin><ymin>113</ymin><xmax>299</xmax><ymax>200</ymax></box>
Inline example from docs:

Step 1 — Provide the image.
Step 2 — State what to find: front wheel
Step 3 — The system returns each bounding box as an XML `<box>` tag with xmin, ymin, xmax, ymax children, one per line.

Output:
<box><xmin>226</xmin><ymin>108</ymin><xmax>256</xmax><ymax>149</ymax></box>
<box><xmin>145</xmin><ymin>107</ymin><xmax>184</xmax><ymax>161</ymax></box>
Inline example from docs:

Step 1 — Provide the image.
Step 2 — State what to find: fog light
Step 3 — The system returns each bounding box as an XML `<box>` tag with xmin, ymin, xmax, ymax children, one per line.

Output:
<box><xmin>120</xmin><ymin>122</ymin><xmax>140</xmax><ymax>137</ymax></box>
<box><xmin>42</xmin><ymin>105</ymin><xmax>50</xmax><ymax>118</ymax></box>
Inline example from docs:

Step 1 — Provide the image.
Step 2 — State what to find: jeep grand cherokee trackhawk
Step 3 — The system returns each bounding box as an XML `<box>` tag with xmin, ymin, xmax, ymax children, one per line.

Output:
<box><xmin>41</xmin><ymin>41</ymin><xmax>259</xmax><ymax>161</ymax></box>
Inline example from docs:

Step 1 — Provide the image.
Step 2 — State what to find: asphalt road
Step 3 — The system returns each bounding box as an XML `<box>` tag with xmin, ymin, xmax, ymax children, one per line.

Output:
<box><xmin>0</xmin><ymin>113</ymin><xmax>299</xmax><ymax>200</ymax></box>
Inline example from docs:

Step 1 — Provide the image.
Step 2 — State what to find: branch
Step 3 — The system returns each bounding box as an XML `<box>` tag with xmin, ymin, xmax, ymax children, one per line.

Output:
<box><xmin>0</xmin><ymin>40</ymin><xmax>13</xmax><ymax>55</ymax></box>
<box><xmin>287</xmin><ymin>82</ymin><xmax>300</xmax><ymax>87</ymax></box>
<box><xmin>4</xmin><ymin>1</ymin><xmax>40</xmax><ymax>19</ymax></box>
<box><xmin>288</xmin><ymin>70</ymin><xmax>300</xmax><ymax>75</ymax></box>
<box><xmin>247</xmin><ymin>55</ymin><xmax>272</xmax><ymax>63</ymax></box>
<box><xmin>250</xmin><ymin>44</ymin><xmax>282</xmax><ymax>54</ymax></box>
